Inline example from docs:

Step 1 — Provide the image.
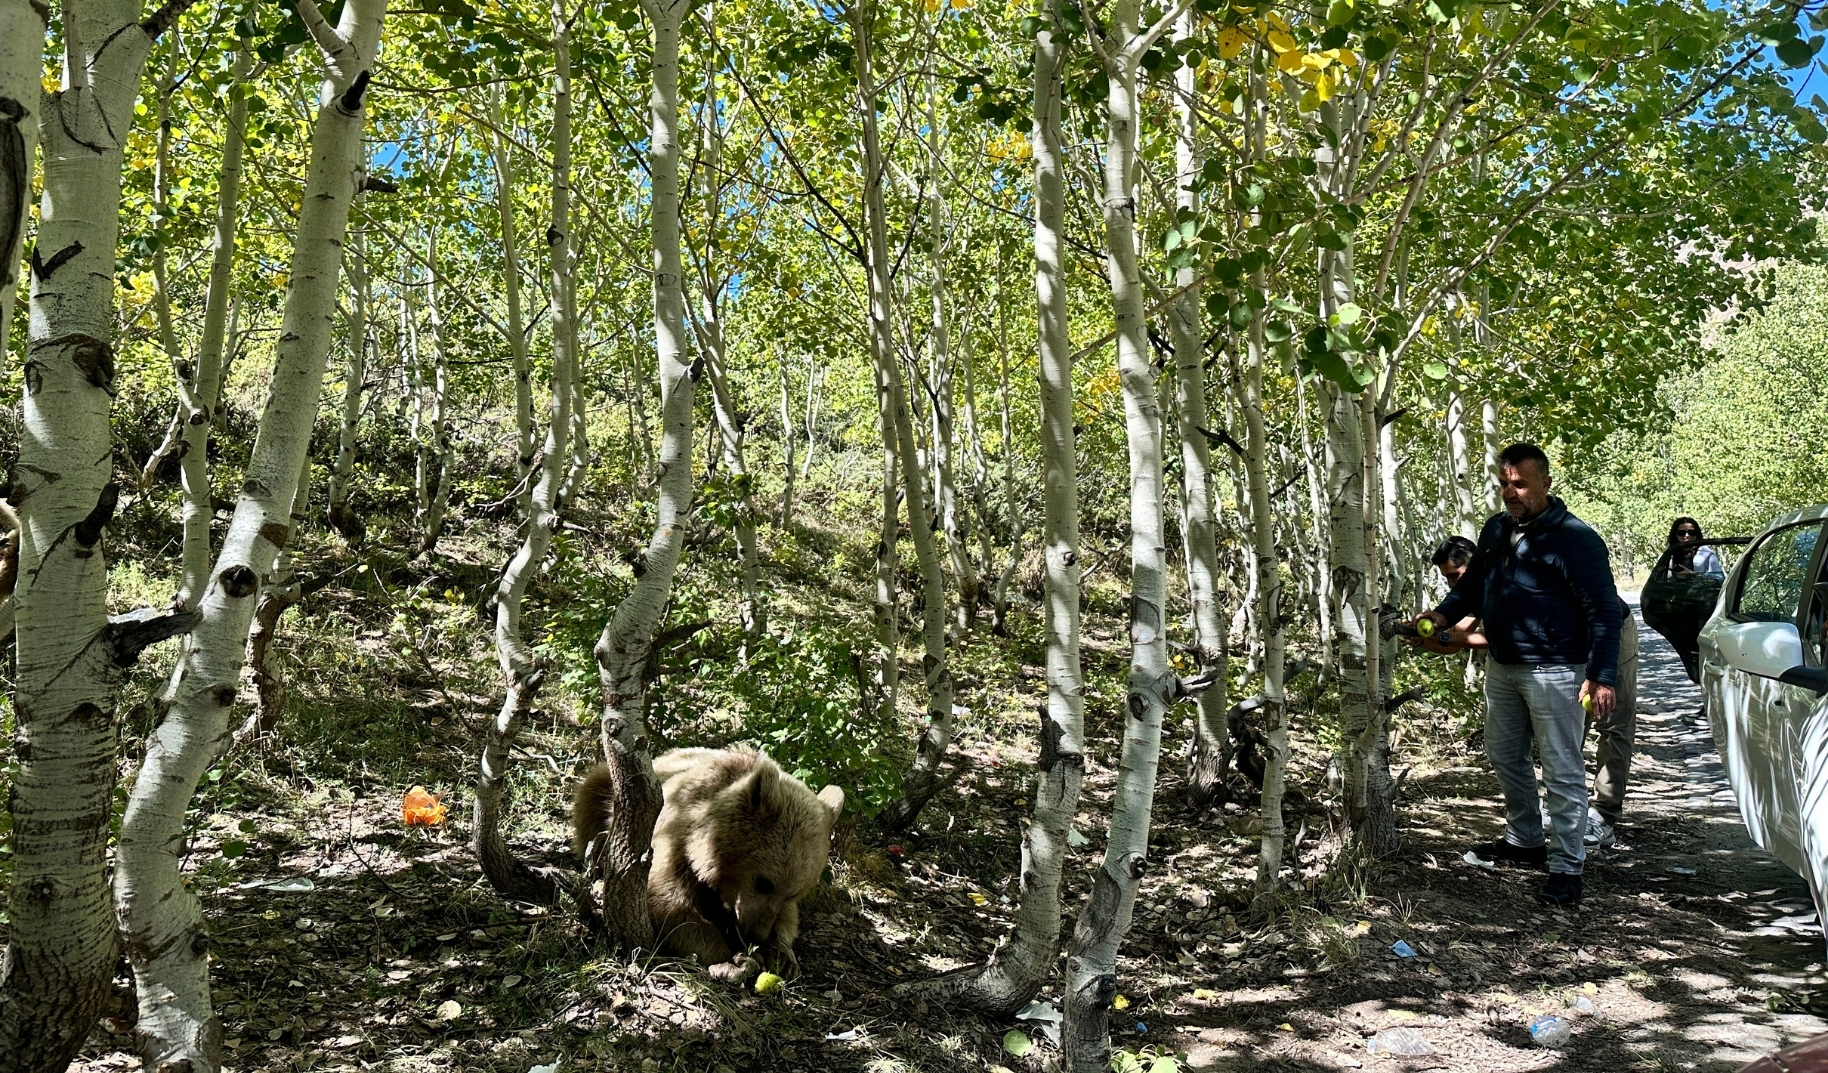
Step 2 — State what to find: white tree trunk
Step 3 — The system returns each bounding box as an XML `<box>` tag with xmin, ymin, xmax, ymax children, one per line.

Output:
<box><xmin>112</xmin><ymin>3</ymin><xmax>387</xmax><ymax>1066</ymax></box>
<box><xmin>691</xmin><ymin>60</ymin><xmax>763</xmax><ymax>643</ymax></box>
<box><xmin>242</xmin><ymin>453</ymin><xmax>312</xmax><ymax>740</ymax></box>
<box><xmin>491</xmin><ymin>86</ymin><xmax>534</xmax><ymax>486</ymax></box>
<box><xmin>860</xmin><ymin>0</ymin><xmax>955</xmax><ymax>834</ymax></box>
<box><xmin>473</xmin><ymin>8</ymin><xmax>577</xmax><ymax>907</ymax></box>
<box><xmin>418</xmin><ymin>233</ymin><xmax>454</xmax><ymax>553</ymax></box>
<box><xmin>1170</xmin><ymin>7</ymin><xmax>1229</xmax><ymax>809</ymax></box>
<box><xmin>1061</xmin><ymin>6</ymin><xmax>1193</xmax><ymax>1063</ymax></box>
<box><xmin>1445</xmin><ymin>381</ymin><xmax>1477</xmax><ymax>539</ymax></box>
<box><xmin>2</xmin><ymin>0</ymin><xmax>196</xmax><ymax>1063</ymax></box>
<box><xmin>925</xmin><ymin>86</ymin><xmax>979</xmax><ymax>630</ymax></box>
<box><xmin>589</xmin><ymin>0</ymin><xmax>689</xmax><ymax>946</ymax></box>
<box><xmin>1239</xmin><ymin>58</ymin><xmax>1291</xmax><ymax>897</ymax></box>
<box><xmin>174</xmin><ymin>42</ymin><xmax>247</xmax><ymax>603</ymax></box>
<box><xmin>0</xmin><ymin>0</ymin><xmax>42</xmax><ymax>348</ymax></box>
<box><xmin>327</xmin><ymin>225</ymin><xmax>368</xmax><ymax>538</ymax></box>
<box><xmin>1481</xmin><ymin>395</ymin><xmax>1501</xmax><ymax>513</ymax></box>
<box><xmin>915</xmin><ymin>0</ymin><xmax>1076</xmax><ymax>1012</ymax></box>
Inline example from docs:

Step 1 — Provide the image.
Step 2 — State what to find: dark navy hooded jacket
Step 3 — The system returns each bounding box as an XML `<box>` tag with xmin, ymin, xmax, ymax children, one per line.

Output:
<box><xmin>1434</xmin><ymin>497</ymin><xmax>1624</xmax><ymax>686</ymax></box>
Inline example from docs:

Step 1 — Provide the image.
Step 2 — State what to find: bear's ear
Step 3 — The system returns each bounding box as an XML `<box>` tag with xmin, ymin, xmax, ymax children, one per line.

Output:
<box><xmin>817</xmin><ymin>785</ymin><xmax>845</xmax><ymax>820</ymax></box>
<box><xmin>745</xmin><ymin>762</ymin><xmax>779</xmax><ymax>814</ymax></box>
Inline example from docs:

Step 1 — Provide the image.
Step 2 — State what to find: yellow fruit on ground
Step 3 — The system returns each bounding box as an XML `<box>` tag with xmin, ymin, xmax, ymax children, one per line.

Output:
<box><xmin>755</xmin><ymin>972</ymin><xmax>784</xmax><ymax>994</ymax></box>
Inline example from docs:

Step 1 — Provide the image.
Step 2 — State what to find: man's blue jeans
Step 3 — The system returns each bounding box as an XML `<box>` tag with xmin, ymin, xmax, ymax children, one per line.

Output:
<box><xmin>1485</xmin><ymin>660</ymin><xmax>1589</xmax><ymax>875</ymax></box>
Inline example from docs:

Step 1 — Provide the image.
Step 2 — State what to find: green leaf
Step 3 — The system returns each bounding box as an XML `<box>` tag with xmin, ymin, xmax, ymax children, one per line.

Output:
<box><xmin>1148</xmin><ymin>1058</ymin><xmax>1182</xmax><ymax>1073</ymax></box>
<box><xmin>1326</xmin><ymin>0</ymin><xmax>1355</xmax><ymax>26</ymax></box>
<box><xmin>238</xmin><ymin>818</ymin><xmax>259</xmax><ymax>834</ymax></box>
<box><xmin>1003</xmin><ymin>1031</ymin><xmax>1032</xmax><ymax>1056</ymax></box>
<box><xmin>1423</xmin><ymin>360</ymin><xmax>1449</xmax><ymax>380</ymax></box>
<box><xmin>1332</xmin><ymin>303</ymin><xmax>1362</xmax><ymax>326</ymax></box>
<box><xmin>221</xmin><ymin>841</ymin><xmax>247</xmax><ymax>859</ymax></box>
<box><xmin>1777</xmin><ymin>36</ymin><xmax>1818</xmax><ymax>67</ymax></box>
<box><xmin>1757</xmin><ymin>21</ymin><xmax>1800</xmax><ymax>47</ymax></box>
<box><xmin>1264</xmin><ymin>321</ymin><xmax>1293</xmax><ymax>343</ymax></box>
<box><xmin>1794</xmin><ymin>109</ymin><xmax>1828</xmax><ymax>143</ymax></box>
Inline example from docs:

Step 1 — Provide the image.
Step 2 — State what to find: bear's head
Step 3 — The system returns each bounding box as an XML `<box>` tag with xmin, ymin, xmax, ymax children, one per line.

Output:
<box><xmin>702</xmin><ymin>757</ymin><xmax>844</xmax><ymax>943</ymax></box>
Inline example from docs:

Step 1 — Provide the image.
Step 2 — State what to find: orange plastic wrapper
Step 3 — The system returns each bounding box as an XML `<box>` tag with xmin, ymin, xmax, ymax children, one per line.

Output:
<box><xmin>402</xmin><ymin>786</ymin><xmax>447</xmax><ymax>827</ymax></box>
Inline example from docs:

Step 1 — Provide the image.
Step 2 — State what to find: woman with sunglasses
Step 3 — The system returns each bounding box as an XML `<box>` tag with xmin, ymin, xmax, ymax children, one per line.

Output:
<box><xmin>1667</xmin><ymin>517</ymin><xmax>1725</xmax><ymax>579</ymax></box>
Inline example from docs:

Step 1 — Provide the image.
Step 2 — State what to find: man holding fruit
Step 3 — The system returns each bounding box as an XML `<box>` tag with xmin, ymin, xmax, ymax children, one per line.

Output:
<box><xmin>1414</xmin><ymin>443</ymin><xmax>1624</xmax><ymax>907</ymax></box>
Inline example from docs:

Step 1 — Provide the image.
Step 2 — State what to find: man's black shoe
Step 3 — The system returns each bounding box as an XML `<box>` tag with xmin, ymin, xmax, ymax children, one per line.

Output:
<box><xmin>1467</xmin><ymin>838</ymin><xmax>1548</xmax><ymax>869</ymax></box>
<box><xmin>1540</xmin><ymin>872</ymin><xmax>1583</xmax><ymax>906</ymax></box>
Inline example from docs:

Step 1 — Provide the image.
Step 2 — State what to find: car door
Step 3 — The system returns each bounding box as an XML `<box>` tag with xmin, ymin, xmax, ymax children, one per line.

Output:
<box><xmin>1783</xmin><ymin>523</ymin><xmax>1828</xmax><ymax>928</ymax></box>
<box><xmin>1701</xmin><ymin>516</ymin><xmax>1825</xmax><ymax>870</ymax></box>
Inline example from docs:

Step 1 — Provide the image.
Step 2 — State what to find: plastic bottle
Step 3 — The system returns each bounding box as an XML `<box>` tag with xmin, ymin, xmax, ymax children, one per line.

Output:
<box><xmin>1366</xmin><ymin>1027</ymin><xmax>1433</xmax><ymax>1056</ymax></box>
<box><xmin>1529</xmin><ymin>1014</ymin><xmax>1573</xmax><ymax>1047</ymax></box>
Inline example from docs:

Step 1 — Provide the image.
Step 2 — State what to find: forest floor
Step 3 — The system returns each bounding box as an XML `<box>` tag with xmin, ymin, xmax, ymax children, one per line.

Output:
<box><xmin>66</xmin><ymin>595</ymin><xmax>1828</xmax><ymax>1073</ymax></box>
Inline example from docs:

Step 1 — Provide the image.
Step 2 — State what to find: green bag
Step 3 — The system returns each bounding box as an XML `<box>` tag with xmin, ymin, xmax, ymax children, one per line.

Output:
<box><xmin>1641</xmin><ymin>548</ymin><xmax>1723</xmax><ymax>651</ymax></box>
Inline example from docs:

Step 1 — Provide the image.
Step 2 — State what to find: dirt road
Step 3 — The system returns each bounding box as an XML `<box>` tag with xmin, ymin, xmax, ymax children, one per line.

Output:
<box><xmin>1170</xmin><ymin>604</ymin><xmax>1828</xmax><ymax>1071</ymax></box>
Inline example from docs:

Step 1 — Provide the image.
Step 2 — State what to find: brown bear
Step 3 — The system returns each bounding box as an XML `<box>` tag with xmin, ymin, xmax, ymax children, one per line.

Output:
<box><xmin>572</xmin><ymin>747</ymin><xmax>844</xmax><ymax>981</ymax></box>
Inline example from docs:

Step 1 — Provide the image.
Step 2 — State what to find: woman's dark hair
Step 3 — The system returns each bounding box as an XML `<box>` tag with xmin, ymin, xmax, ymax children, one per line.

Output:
<box><xmin>1432</xmin><ymin>535</ymin><xmax>1477</xmax><ymax>568</ymax></box>
<box><xmin>1668</xmin><ymin>517</ymin><xmax>1704</xmax><ymax>544</ymax></box>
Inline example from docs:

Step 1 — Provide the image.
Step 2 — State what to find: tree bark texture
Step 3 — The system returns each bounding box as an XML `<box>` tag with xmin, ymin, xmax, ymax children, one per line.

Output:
<box><xmin>861</xmin><ymin>0</ymin><xmax>955</xmax><ymax>835</ymax></box>
<box><xmin>112</xmin><ymin>3</ymin><xmax>387</xmax><ymax>1066</ymax></box>
<box><xmin>2</xmin><ymin>0</ymin><xmax>191</xmax><ymax>1063</ymax></box>
<box><xmin>589</xmin><ymin>0</ymin><xmax>690</xmax><ymax>948</ymax></box>
<box><xmin>327</xmin><ymin>225</ymin><xmax>368</xmax><ymax>538</ymax></box>
<box><xmin>1061</xmin><ymin>9</ymin><xmax>1191</xmax><ymax>1063</ymax></box>
<box><xmin>913</xmin><ymin>2</ymin><xmax>1078</xmax><ymax>1013</ymax></box>
<box><xmin>0</xmin><ymin>0</ymin><xmax>44</xmax><ymax>348</ymax></box>
<box><xmin>1171</xmin><ymin>7</ymin><xmax>1229</xmax><ymax>810</ymax></box>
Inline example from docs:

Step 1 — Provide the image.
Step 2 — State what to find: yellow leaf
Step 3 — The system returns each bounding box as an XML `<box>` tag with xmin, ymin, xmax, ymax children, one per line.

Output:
<box><xmin>1278</xmin><ymin>1023</ymin><xmax>1293</xmax><ymax>1032</ymax></box>
<box><xmin>950</xmin><ymin>0</ymin><xmax>971</xmax><ymax>9</ymax></box>
<box><xmin>1265</xmin><ymin>10</ymin><xmax>1289</xmax><ymax>30</ymax></box>
<box><xmin>1112</xmin><ymin>994</ymin><xmax>1131</xmax><ymax>1010</ymax></box>
<box><xmin>969</xmin><ymin>892</ymin><xmax>989</xmax><ymax>905</ymax></box>
<box><xmin>1313</xmin><ymin>70</ymin><xmax>1337</xmax><ymax>101</ymax></box>
<box><xmin>1267</xmin><ymin>29</ymin><xmax>1296</xmax><ymax>53</ymax></box>
<box><xmin>1192</xmin><ymin>989</ymin><xmax>1218</xmax><ymax>1000</ymax></box>
<box><xmin>1276</xmin><ymin>49</ymin><xmax>1306</xmax><ymax>73</ymax></box>
<box><xmin>1304</xmin><ymin>51</ymin><xmax>1333</xmax><ymax>69</ymax></box>
<box><xmin>1355</xmin><ymin>920</ymin><xmax>1372</xmax><ymax>933</ymax></box>
<box><xmin>1218</xmin><ymin>25</ymin><xmax>1248</xmax><ymax>59</ymax></box>
<box><xmin>1337</xmin><ymin>47</ymin><xmax>1358</xmax><ymax>66</ymax></box>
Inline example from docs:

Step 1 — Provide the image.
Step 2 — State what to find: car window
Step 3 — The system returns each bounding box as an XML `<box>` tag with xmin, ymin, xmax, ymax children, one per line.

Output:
<box><xmin>1735</xmin><ymin>521</ymin><xmax>1823</xmax><ymax>624</ymax></box>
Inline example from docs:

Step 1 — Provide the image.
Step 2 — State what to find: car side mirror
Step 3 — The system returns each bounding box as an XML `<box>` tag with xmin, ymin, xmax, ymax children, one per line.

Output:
<box><xmin>1716</xmin><ymin>621</ymin><xmax>1805</xmax><ymax>680</ymax></box>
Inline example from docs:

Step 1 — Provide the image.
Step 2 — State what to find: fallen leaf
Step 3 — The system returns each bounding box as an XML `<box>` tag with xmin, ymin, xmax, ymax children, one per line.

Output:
<box><xmin>435</xmin><ymin>1000</ymin><xmax>461</xmax><ymax>1022</ymax></box>
<box><xmin>1003</xmin><ymin>1030</ymin><xmax>1032</xmax><ymax>1056</ymax></box>
<box><xmin>1112</xmin><ymin>994</ymin><xmax>1131</xmax><ymax>1010</ymax></box>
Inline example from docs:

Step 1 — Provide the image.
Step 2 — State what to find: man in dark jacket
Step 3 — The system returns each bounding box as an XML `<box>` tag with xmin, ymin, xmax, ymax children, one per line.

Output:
<box><xmin>1419</xmin><ymin>443</ymin><xmax>1623</xmax><ymax>907</ymax></box>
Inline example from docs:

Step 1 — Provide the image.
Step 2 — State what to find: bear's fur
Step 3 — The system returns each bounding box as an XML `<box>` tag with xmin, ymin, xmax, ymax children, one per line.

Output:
<box><xmin>573</xmin><ymin>748</ymin><xmax>844</xmax><ymax>981</ymax></box>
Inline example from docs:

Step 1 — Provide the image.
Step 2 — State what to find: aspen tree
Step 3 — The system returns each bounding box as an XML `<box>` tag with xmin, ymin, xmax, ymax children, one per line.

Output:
<box><xmin>0</xmin><ymin>0</ymin><xmax>41</xmax><ymax>347</ymax></box>
<box><xmin>1171</xmin><ymin>6</ymin><xmax>1232</xmax><ymax>809</ymax></box>
<box><xmin>1</xmin><ymin>0</ymin><xmax>200</xmax><ymax>1062</ymax></box>
<box><xmin>473</xmin><ymin>10</ymin><xmax>576</xmax><ymax>903</ymax></box>
<box><xmin>1060</xmin><ymin>0</ymin><xmax>1200</xmax><ymax>1065</ymax></box>
<box><xmin>859</xmin><ymin>0</ymin><xmax>957</xmax><ymax>834</ymax></box>
<box><xmin>589</xmin><ymin>0</ymin><xmax>694</xmax><ymax>945</ymax></box>
<box><xmin>915</xmin><ymin>0</ymin><xmax>1078</xmax><ymax>1012</ymax></box>
<box><xmin>112</xmin><ymin>0</ymin><xmax>388</xmax><ymax>1065</ymax></box>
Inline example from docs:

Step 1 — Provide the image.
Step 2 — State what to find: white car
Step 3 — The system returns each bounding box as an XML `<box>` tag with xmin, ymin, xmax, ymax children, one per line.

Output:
<box><xmin>1699</xmin><ymin>505</ymin><xmax>1828</xmax><ymax>932</ymax></box>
